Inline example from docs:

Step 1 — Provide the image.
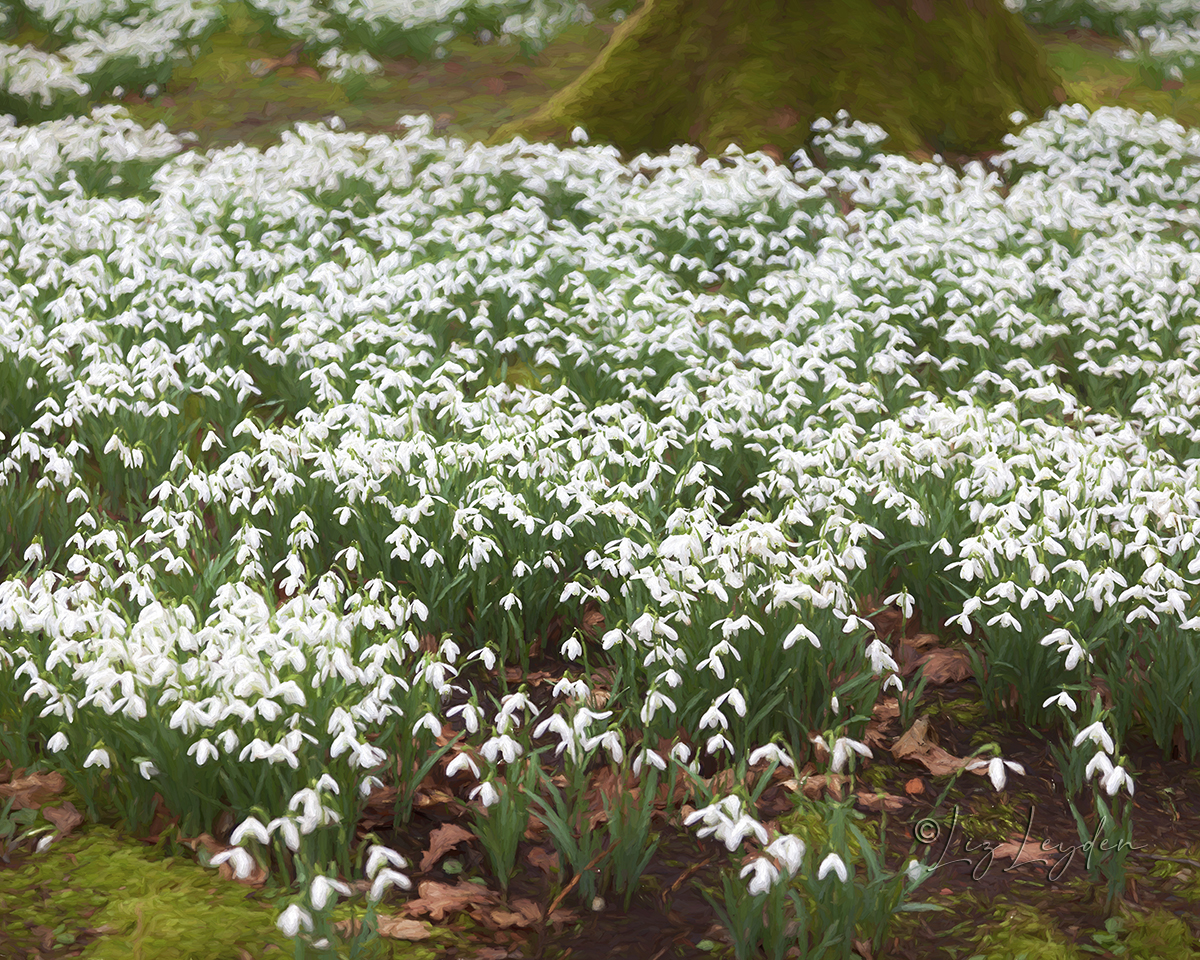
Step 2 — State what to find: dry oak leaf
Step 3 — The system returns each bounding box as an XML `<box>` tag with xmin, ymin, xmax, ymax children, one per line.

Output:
<box><xmin>891</xmin><ymin>717</ymin><xmax>973</xmax><ymax>777</ymax></box>
<box><xmin>403</xmin><ymin>880</ymin><xmax>500</xmax><ymax>921</ymax></box>
<box><xmin>904</xmin><ymin>777</ymin><xmax>925</xmax><ymax>797</ymax></box>
<box><xmin>0</xmin><ymin>771</ymin><xmax>66</xmax><ymax>810</ymax></box>
<box><xmin>419</xmin><ymin>823</ymin><xmax>475</xmax><ymax>872</ymax></box>
<box><xmin>911</xmin><ymin>648</ymin><xmax>974</xmax><ymax>684</ymax></box>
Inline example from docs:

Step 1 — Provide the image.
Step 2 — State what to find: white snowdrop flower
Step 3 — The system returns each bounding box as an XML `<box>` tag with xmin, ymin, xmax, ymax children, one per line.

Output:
<box><xmin>365</xmin><ymin>846</ymin><xmax>407</xmax><ymax>879</ymax></box>
<box><xmin>716</xmin><ymin>688</ymin><xmax>747</xmax><ymax>717</ymax></box>
<box><xmin>446</xmin><ymin>752</ymin><xmax>480</xmax><ymax>778</ymax></box>
<box><xmin>231</xmin><ymin>817</ymin><xmax>270</xmax><ymax>846</ymax></box>
<box><xmin>817</xmin><ymin>852</ymin><xmax>850</xmax><ymax>883</ymax></box>
<box><xmin>310</xmin><ymin>874</ymin><xmax>352</xmax><ymax>911</ymax></box>
<box><xmin>1042</xmin><ymin>691</ymin><xmax>1077</xmax><ymax>712</ymax></box>
<box><xmin>571</xmin><ymin>126</ymin><xmax>589</xmax><ymax>144</ymax></box>
<box><xmin>84</xmin><ymin>747</ymin><xmax>110</xmax><ymax>769</ymax></box>
<box><xmin>370</xmin><ymin>867</ymin><xmax>411</xmax><ymax>901</ymax></box>
<box><xmin>413</xmin><ymin>712</ymin><xmax>442</xmax><ymax>737</ymax></box>
<box><xmin>767</xmin><ymin>834</ymin><xmax>805</xmax><ymax>875</ymax></box>
<box><xmin>699</xmin><ymin>704</ymin><xmax>728</xmax><ymax>731</ymax></box>
<box><xmin>783</xmin><ymin>623</ymin><xmax>821</xmax><ymax>650</ymax></box>
<box><xmin>210</xmin><ymin>847</ymin><xmax>256</xmax><ymax>879</ymax></box>
<box><xmin>46</xmin><ymin>732</ymin><xmax>69</xmax><ymax>752</ymax></box>
<box><xmin>470</xmin><ymin>781</ymin><xmax>500</xmax><ymax>807</ymax></box>
<box><xmin>640</xmin><ymin>689</ymin><xmax>676</xmax><ymax>724</ymax></box>
<box><xmin>447</xmin><ymin>703</ymin><xmax>480</xmax><ymax>734</ymax></box>
<box><xmin>1073</xmin><ymin>722</ymin><xmax>1115</xmax><ymax>754</ymax></box>
<box><xmin>884</xmin><ymin>590</ymin><xmax>915</xmax><ymax>618</ymax></box>
<box><xmin>277</xmin><ymin>904</ymin><xmax>313</xmax><ymax>937</ymax></box>
<box><xmin>315</xmin><ymin>774</ymin><xmax>339</xmax><ymax>796</ymax></box>
<box><xmin>269</xmin><ymin>817</ymin><xmax>301</xmax><ymax>852</ymax></box>
<box><xmin>137</xmin><ymin>760</ymin><xmax>160</xmax><ymax>780</ymax></box>
<box><xmin>1085</xmin><ymin>750</ymin><xmax>1114</xmax><ymax>781</ymax></box>
<box><xmin>748</xmin><ymin>744</ymin><xmax>794</xmax><ymax>771</ymax></box>
<box><xmin>1102</xmin><ymin>763</ymin><xmax>1135</xmax><ymax>797</ymax></box>
<box><xmin>561</xmin><ymin>635</ymin><xmax>583</xmax><ymax>659</ymax></box>
<box><xmin>633</xmin><ymin>749</ymin><xmax>667</xmax><ymax>774</ymax></box>
<box><xmin>864</xmin><ymin>638</ymin><xmax>899</xmax><ymax>675</ymax></box>
<box><xmin>36</xmin><ymin>836</ymin><xmax>55</xmax><ymax>854</ymax></box>
<box><xmin>584</xmin><ymin>730</ymin><xmax>624</xmax><ymax>764</ymax></box>
<box><xmin>829</xmin><ymin>736</ymin><xmax>872</xmax><ymax>773</ymax></box>
<box><xmin>968</xmin><ymin>756</ymin><xmax>1025</xmax><ymax>791</ymax></box>
<box><xmin>480</xmin><ymin>734</ymin><xmax>523</xmax><ymax>764</ymax></box>
<box><xmin>705</xmin><ymin>733</ymin><xmax>733</xmax><ymax>756</ymax></box>
<box><xmin>741</xmin><ymin>857</ymin><xmax>780</xmax><ymax>895</ymax></box>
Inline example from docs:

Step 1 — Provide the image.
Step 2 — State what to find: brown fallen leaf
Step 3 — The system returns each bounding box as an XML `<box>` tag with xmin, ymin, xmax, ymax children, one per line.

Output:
<box><xmin>911</xmin><ymin>648</ymin><xmax>974</xmax><ymax>684</ymax></box>
<box><xmin>336</xmin><ymin>916</ymin><xmax>432</xmax><ymax>940</ymax></box>
<box><xmin>484</xmin><ymin>898</ymin><xmax>543</xmax><ymax>929</ymax></box>
<box><xmin>863</xmin><ymin>721</ymin><xmax>894</xmax><ymax>750</ymax></box>
<box><xmin>0</xmin><ymin>771</ymin><xmax>65</xmax><ymax>810</ymax></box>
<box><xmin>482</xmin><ymin>77</ymin><xmax>506</xmax><ymax>95</ymax></box>
<box><xmin>375</xmin><ymin>916</ymin><xmax>433</xmax><ymax>940</ymax></box>
<box><xmin>854</xmin><ymin>790</ymin><xmax>908</xmax><ymax>813</ymax></box>
<box><xmin>419</xmin><ymin>823</ymin><xmax>475</xmax><ymax>872</ymax></box>
<box><xmin>580</xmin><ymin>604</ymin><xmax>605</xmax><ymax>638</ymax></box>
<box><xmin>872</xmin><ymin>698</ymin><xmax>900</xmax><ymax>721</ymax></box>
<box><xmin>990</xmin><ymin>836</ymin><xmax>1059</xmax><ymax>867</ymax></box>
<box><xmin>41</xmin><ymin>801</ymin><xmax>84</xmax><ymax>838</ymax></box>
<box><xmin>526</xmin><ymin>846</ymin><xmax>559</xmax><ymax>875</ymax></box>
<box><xmin>891</xmin><ymin>716</ymin><xmax>936</xmax><ymax>757</ymax></box>
<box><xmin>896</xmin><ymin>633</ymin><xmax>940</xmax><ymax>676</ymax></box>
<box><xmin>891</xmin><ymin>717</ymin><xmax>973</xmax><ymax>777</ymax></box>
<box><xmin>797</xmin><ymin>773</ymin><xmax>849</xmax><ymax>801</ymax></box>
<box><xmin>904</xmin><ymin>777</ymin><xmax>925</xmax><ymax>797</ymax></box>
<box><xmin>403</xmin><ymin>880</ymin><xmax>499</xmax><ymax>921</ymax></box>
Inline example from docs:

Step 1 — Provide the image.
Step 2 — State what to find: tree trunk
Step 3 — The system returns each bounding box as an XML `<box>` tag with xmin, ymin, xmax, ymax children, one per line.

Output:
<box><xmin>487</xmin><ymin>0</ymin><xmax>1066</xmax><ymax>164</ymax></box>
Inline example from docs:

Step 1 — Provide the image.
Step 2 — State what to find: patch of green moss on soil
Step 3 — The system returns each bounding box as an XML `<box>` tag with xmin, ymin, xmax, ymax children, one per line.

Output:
<box><xmin>0</xmin><ymin>823</ymin><xmax>455</xmax><ymax>960</ymax></box>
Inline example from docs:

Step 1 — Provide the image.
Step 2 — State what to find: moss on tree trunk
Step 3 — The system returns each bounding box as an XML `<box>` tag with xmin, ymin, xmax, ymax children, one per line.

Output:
<box><xmin>487</xmin><ymin>0</ymin><xmax>1065</xmax><ymax>163</ymax></box>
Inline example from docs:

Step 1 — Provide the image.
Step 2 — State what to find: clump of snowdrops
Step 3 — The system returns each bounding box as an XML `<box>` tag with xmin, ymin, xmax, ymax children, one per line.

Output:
<box><xmin>2</xmin><ymin>58</ymin><xmax>1199</xmax><ymax>957</ymax></box>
